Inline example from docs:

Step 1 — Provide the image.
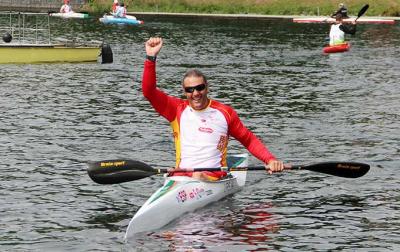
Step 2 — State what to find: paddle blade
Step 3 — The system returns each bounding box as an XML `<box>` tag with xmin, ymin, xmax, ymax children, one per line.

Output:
<box><xmin>356</xmin><ymin>4</ymin><xmax>369</xmax><ymax>20</ymax></box>
<box><xmin>299</xmin><ymin>161</ymin><xmax>370</xmax><ymax>178</ymax></box>
<box><xmin>87</xmin><ymin>159</ymin><xmax>158</xmax><ymax>184</ymax></box>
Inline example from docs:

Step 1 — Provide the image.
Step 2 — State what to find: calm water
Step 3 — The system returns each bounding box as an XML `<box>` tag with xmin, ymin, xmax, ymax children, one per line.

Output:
<box><xmin>1</xmin><ymin>15</ymin><xmax>399</xmax><ymax>251</ymax></box>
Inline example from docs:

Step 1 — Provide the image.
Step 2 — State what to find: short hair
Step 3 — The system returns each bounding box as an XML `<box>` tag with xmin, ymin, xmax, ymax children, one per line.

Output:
<box><xmin>182</xmin><ymin>69</ymin><xmax>208</xmax><ymax>85</ymax></box>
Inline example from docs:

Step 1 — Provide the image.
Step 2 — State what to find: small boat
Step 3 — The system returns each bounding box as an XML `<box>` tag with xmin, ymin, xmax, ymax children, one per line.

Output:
<box><xmin>49</xmin><ymin>12</ymin><xmax>89</xmax><ymax>19</ymax></box>
<box><xmin>0</xmin><ymin>43</ymin><xmax>112</xmax><ymax>64</ymax></box>
<box><xmin>323</xmin><ymin>42</ymin><xmax>350</xmax><ymax>53</ymax></box>
<box><xmin>0</xmin><ymin>11</ymin><xmax>112</xmax><ymax>64</ymax></box>
<box><xmin>99</xmin><ymin>14</ymin><xmax>143</xmax><ymax>25</ymax></box>
<box><xmin>293</xmin><ymin>17</ymin><xmax>395</xmax><ymax>25</ymax></box>
<box><xmin>124</xmin><ymin>154</ymin><xmax>248</xmax><ymax>240</ymax></box>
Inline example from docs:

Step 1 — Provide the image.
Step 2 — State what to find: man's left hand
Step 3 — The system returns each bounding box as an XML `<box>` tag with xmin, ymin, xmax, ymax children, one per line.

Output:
<box><xmin>265</xmin><ymin>160</ymin><xmax>285</xmax><ymax>174</ymax></box>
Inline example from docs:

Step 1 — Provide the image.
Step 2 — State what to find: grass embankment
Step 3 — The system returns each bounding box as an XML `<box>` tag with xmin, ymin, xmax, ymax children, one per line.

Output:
<box><xmin>84</xmin><ymin>0</ymin><xmax>400</xmax><ymax>17</ymax></box>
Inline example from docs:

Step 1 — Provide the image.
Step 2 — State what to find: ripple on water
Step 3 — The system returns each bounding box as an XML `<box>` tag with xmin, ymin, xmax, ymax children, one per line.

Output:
<box><xmin>1</xmin><ymin>16</ymin><xmax>399</xmax><ymax>251</ymax></box>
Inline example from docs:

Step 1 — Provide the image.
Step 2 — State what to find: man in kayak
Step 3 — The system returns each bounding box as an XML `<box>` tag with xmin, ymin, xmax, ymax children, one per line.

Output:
<box><xmin>331</xmin><ymin>3</ymin><xmax>349</xmax><ymax>18</ymax></box>
<box><xmin>112</xmin><ymin>0</ymin><xmax>119</xmax><ymax>14</ymax></box>
<box><xmin>141</xmin><ymin>37</ymin><xmax>284</xmax><ymax>181</ymax></box>
<box><xmin>60</xmin><ymin>0</ymin><xmax>73</xmax><ymax>13</ymax></box>
<box><xmin>329</xmin><ymin>13</ymin><xmax>356</xmax><ymax>46</ymax></box>
<box><xmin>113</xmin><ymin>2</ymin><xmax>127</xmax><ymax>18</ymax></box>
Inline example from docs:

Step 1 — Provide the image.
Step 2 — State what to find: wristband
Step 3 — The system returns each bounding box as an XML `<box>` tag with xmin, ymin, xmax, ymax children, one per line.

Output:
<box><xmin>146</xmin><ymin>55</ymin><xmax>157</xmax><ymax>62</ymax></box>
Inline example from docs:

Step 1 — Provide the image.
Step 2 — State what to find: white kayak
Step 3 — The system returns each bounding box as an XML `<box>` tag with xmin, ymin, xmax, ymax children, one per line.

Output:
<box><xmin>49</xmin><ymin>12</ymin><xmax>89</xmax><ymax>19</ymax></box>
<box><xmin>124</xmin><ymin>154</ymin><xmax>248</xmax><ymax>240</ymax></box>
<box><xmin>293</xmin><ymin>16</ymin><xmax>395</xmax><ymax>24</ymax></box>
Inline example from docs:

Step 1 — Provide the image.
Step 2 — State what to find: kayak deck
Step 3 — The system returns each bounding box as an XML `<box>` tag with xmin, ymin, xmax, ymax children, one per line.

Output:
<box><xmin>124</xmin><ymin>154</ymin><xmax>248</xmax><ymax>240</ymax></box>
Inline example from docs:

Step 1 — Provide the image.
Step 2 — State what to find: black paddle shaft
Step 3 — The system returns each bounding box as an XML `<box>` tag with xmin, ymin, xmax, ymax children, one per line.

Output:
<box><xmin>87</xmin><ymin>159</ymin><xmax>370</xmax><ymax>184</ymax></box>
<box><xmin>355</xmin><ymin>4</ymin><xmax>369</xmax><ymax>21</ymax></box>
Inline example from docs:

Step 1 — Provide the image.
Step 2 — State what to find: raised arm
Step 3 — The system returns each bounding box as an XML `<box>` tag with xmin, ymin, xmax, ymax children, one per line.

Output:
<box><xmin>142</xmin><ymin>37</ymin><xmax>181</xmax><ymax>122</ymax></box>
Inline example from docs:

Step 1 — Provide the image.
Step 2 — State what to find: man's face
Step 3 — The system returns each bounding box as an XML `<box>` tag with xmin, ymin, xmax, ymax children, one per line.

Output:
<box><xmin>183</xmin><ymin>76</ymin><xmax>209</xmax><ymax>110</ymax></box>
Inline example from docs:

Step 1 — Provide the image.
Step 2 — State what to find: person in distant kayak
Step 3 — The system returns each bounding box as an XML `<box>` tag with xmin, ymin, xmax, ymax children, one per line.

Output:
<box><xmin>112</xmin><ymin>0</ymin><xmax>119</xmax><ymax>14</ymax></box>
<box><xmin>60</xmin><ymin>0</ymin><xmax>73</xmax><ymax>13</ymax></box>
<box><xmin>141</xmin><ymin>37</ymin><xmax>285</xmax><ymax>181</ymax></box>
<box><xmin>329</xmin><ymin>13</ymin><xmax>356</xmax><ymax>46</ymax></box>
<box><xmin>331</xmin><ymin>3</ymin><xmax>349</xmax><ymax>18</ymax></box>
<box><xmin>113</xmin><ymin>2</ymin><xmax>127</xmax><ymax>18</ymax></box>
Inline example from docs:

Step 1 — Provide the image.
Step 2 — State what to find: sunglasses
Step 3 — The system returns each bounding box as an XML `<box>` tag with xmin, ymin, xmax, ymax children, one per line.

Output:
<box><xmin>184</xmin><ymin>83</ymin><xmax>206</xmax><ymax>93</ymax></box>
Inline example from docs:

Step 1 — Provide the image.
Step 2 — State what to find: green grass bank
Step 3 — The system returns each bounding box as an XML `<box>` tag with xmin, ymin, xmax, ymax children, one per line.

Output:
<box><xmin>85</xmin><ymin>0</ymin><xmax>400</xmax><ymax>17</ymax></box>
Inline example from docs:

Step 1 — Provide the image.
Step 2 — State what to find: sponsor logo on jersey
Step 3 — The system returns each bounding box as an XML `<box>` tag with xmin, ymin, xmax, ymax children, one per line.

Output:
<box><xmin>199</xmin><ymin>127</ymin><xmax>213</xmax><ymax>133</ymax></box>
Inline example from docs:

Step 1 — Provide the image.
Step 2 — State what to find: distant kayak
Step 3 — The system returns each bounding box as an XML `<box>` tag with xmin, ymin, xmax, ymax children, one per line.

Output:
<box><xmin>293</xmin><ymin>17</ymin><xmax>395</xmax><ymax>24</ymax></box>
<box><xmin>323</xmin><ymin>43</ymin><xmax>350</xmax><ymax>54</ymax></box>
<box><xmin>99</xmin><ymin>15</ymin><xmax>143</xmax><ymax>25</ymax></box>
<box><xmin>49</xmin><ymin>12</ymin><xmax>89</xmax><ymax>19</ymax></box>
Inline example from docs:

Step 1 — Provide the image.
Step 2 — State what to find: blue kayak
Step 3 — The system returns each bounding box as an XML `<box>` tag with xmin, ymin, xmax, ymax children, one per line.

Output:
<box><xmin>99</xmin><ymin>15</ymin><xmax>143</xmax><ymax>25</ymax></box>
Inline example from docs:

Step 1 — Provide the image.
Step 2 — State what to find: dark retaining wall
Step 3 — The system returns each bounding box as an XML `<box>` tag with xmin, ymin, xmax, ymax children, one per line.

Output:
<box><xmin>0</xmin><ymin>0</ymin><xmax>86</xmax><ymax>12</ymax></box>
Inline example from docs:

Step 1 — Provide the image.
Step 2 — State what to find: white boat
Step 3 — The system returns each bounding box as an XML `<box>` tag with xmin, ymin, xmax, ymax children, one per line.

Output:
<box><xmin>293</xmin><ymin>16</ymin><xmax>395</xmax><ymax>24</ymax></box>
<box><xmin>124</xmin><ymin>154</ymin><xmax>248</xmax><ymax>240</ymax></box>
<box><xmin>49</xmin><ymin>12</ymin><xmax>89</xmax><ymax>19</ymax></box>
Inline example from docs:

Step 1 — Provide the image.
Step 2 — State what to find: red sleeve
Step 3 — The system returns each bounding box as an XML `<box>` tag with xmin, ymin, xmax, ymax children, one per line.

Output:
<box><xmin>142</xmin><ymin>60</ymin><xmax>182</xmax><ymax>122</ymax></box>
<box><xmin>227</xmin><ymin>106</ymin><xmax>277</xmax><ymax>164</ymax></box>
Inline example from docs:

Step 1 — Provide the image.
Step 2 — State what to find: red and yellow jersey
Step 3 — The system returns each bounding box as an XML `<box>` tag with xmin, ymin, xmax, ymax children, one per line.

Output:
<box><xmin>142</xmin><ymin>60</ymin><xmax>276</xmax><ymax>168</ymax></box>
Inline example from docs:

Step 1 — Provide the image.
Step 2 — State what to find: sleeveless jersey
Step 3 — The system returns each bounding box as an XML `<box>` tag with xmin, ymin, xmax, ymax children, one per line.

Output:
<box><xmin>329</xmin><ymin>24</ymin><xmax>345</xmax><ymax>45</ymax></box>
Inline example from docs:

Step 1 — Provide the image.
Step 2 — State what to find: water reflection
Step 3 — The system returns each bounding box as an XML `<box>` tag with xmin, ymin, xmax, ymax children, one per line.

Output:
<box><xmin>227</xmin><ymin>203</ymin><xmax>279</xmax><ymax>246</ymax></box>
<box><xmin>126</xmin><ymin>202</ymin><xmax>278</xmax><ymax>251</ymax></box>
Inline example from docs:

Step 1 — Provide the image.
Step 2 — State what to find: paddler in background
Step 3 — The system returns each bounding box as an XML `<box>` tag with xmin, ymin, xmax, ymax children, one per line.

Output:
<box><xmin>329</xmin><ymin>13</ymin><xmax>356</xmax><ymax>46</ymax></box>
<box><xmin>141</xmin><ymin>37</ymin><xmax>285</xmax><ymax>181</ymax></box>
<box><xmin>60</xmin><ymin>0</ymin><xmax>73</xmax><ymax>13</ymax></box>
<box><xmin>331</xmin><ymin>3</ymin><xmax>349</xmax><ymax>18</ymax></box>
<box><xmin>113</xmin><ymin>2</ymin><xmax>127</xmax><ymax>18</ymax></box>
<box><xmin>111</xmin><ymin>0</ymin><xmax>119</xmax><ymax>14</ymax></box>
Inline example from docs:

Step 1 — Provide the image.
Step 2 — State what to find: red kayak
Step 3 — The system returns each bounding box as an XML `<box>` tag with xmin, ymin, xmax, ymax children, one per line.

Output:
<box><xmin>323</xmin><ymin>43</ymin><xmax>350</xmax><ymax>53</ymax></box>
